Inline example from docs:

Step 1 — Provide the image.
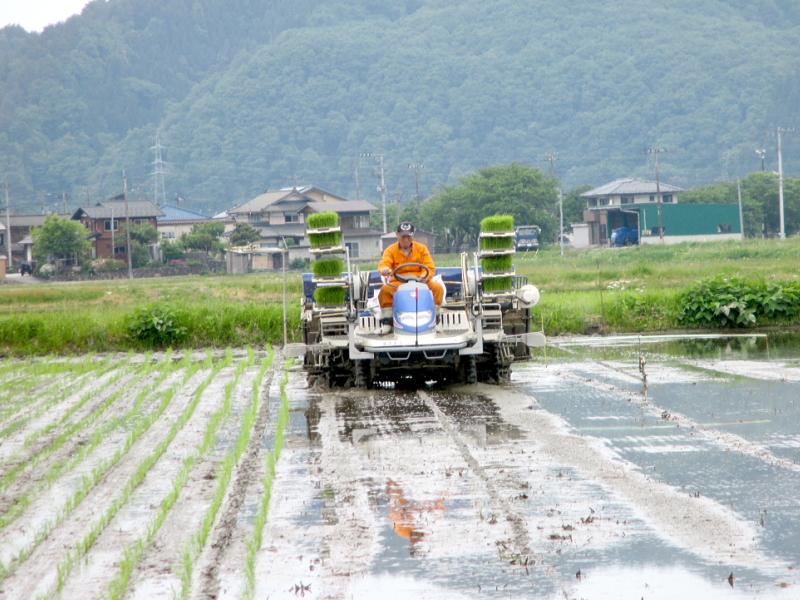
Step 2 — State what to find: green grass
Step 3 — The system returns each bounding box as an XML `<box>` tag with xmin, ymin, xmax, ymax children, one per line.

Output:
<box><xmin>480</xmin><ymin>215</ymin><xmax>514</xmax><ymax>232</ymax></box>
<box><xmin>313</xmin><ymin>259</ymin><xmax>344</xmax><ymax>277</ymax></box>
<box><xmin>306</xmin><ymin>212</ymin><xmax>338</xmax><ymax>229</ymax></box>
<box><xmin>481</xmin><ymin>255</ymin><xmax>513</xmax><ymax>272</ymax></box>
<box><xmin>314</xmin><ymin>286</ymin><xmax>347</xmax><ymax>306</ymax></box>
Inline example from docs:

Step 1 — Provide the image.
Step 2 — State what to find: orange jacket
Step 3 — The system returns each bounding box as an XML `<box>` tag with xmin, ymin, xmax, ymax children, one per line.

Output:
<box><xmin>378</xmin><ymin>241</ymin><xmax>436</xmax><ymax>283</ymax></box>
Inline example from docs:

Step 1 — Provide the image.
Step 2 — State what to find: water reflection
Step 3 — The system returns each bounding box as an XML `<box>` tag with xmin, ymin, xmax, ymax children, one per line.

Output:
<box><xmin>386</xmin><ymin>479</ymin><xmax>445</xmax><ymax>554</ymax></box>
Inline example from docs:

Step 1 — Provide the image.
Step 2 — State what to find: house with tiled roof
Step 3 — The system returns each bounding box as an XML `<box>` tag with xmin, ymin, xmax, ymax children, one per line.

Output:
<box><xmin>156</xmin><ymin>204</ymin><xmax>234</xmax><ymax>242</ymax></box>
<box><xmin>579</xmin><ymin>178</ymin><xmax>740</xmax><ymax>246</ymax></box>
<box><xmin>228</xmin><ymin>186</ymin><xmax>384</xmax><ymax>261</ymax></box>
<box><xmin>72</xmin><ymin>200</ymin><xmax>164</xmax><ymax>259</ymax></box>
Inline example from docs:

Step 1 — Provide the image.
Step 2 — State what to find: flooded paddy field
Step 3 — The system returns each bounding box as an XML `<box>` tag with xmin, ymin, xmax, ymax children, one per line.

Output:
<box><xmin>1</xmin><ymin>334</ymin><xmax>799</xmax><ymax>599</ymax></box>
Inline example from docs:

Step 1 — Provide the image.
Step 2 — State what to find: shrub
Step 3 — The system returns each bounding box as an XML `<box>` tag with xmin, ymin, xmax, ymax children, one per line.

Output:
<box><xmin>480</xmin><ymin>215</ymin><xmax>514</xmax><ymax>232</ymax></box>
<box><xmin>36</xmin><ymin>263</ymin><xmax>56</xmax><ymax>279</ymax></box>
<box><xmin>94</xmin><ymin>258</ymin><xmax>126</xmax><ymax>272</ymax></box>
<box><xmin>307</xmin><ymin>212</ymin><xmax>338</xmax><ymax>229</ymax></box>
<box><xmin>289</xmin><ymin>258</ymin><xmax>310</xmax><ymax>271</ymax></box>
<box><xmin>127</xmin><ymin>304</ymin><xmax>188</xmax><ymax>347</ymax></box>
<box><xmin>678</xmin><ymin>276</ymin><xmax>800</xmax><ymax>328</ymax></box>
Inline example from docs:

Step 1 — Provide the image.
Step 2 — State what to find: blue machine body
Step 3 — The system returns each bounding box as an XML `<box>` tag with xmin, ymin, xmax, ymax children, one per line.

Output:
<box><xmin>392</xmin><ymin>283</ymin><xmax>436</xmax><ymax>334</ymax></box>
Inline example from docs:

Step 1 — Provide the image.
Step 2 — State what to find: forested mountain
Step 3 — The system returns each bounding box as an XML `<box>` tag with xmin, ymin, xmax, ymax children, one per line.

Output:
<box><xmin>2</xmin><ymin>0</ymin><xmax>800</xmax><ymax>216</ymax></box>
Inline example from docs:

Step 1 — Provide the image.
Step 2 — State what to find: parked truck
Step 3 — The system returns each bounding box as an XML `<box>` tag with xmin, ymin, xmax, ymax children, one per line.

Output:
<box><xmin>610</xmin><ymin>226</ymin><xmax>639</xmax><ymax>246</ymax></box>
<box><xmin>514</xmin><ymin>225</ymin><xmax>540</xmax><ymax>251</ymax></box>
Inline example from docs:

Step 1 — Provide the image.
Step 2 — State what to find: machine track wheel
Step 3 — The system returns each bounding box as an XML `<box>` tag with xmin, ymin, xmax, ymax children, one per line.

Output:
<box><xmin>354</xmin><ymin>359</ymin><xmax>371</xmax><ymax>389</ymax></box>
<box><xmin>463</xmin><ymin>355</ymin><xmax>477</xmax><ymax>385</ymax></box>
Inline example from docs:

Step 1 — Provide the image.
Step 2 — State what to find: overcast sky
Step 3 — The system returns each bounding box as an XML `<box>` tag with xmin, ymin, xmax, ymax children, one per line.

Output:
<box><xmin>0</xmin><ymin>0</ymin><xmax>90</xmax><ymax>32</ymax></box>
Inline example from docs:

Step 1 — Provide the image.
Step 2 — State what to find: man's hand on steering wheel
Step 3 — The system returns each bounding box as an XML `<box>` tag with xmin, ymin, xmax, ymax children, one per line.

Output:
<box><xmin>392</xmin><ymin>263</ymin><xmax>430</xmax><ymax>284</ymax></box>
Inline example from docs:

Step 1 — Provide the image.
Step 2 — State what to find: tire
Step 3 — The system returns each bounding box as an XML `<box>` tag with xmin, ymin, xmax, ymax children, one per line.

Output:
<box><xmin>624</xmin><ymin>239</ymin><xmax>634</xmax><ymax>246</ymax></box>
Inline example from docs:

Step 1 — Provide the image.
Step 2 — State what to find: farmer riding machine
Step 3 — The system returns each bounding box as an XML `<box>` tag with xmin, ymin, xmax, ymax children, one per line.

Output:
<box><xmin>286</xmin><ymin>214</ymin><xmax>544</xmax><ymax>388</ymax></box>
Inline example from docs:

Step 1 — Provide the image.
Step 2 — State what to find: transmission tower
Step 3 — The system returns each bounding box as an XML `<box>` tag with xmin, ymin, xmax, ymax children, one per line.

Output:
<box><xmin>151</xmin><ymin>133</ymin><xmax>167</xmax><ymax>206</ymax></box>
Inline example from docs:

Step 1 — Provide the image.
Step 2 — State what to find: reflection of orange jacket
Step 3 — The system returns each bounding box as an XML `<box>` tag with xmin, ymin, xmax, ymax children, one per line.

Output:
<box><xmin>378</xmin><ymin>242</ymin><xmax>436</xmax><ymax>284</ymax></box>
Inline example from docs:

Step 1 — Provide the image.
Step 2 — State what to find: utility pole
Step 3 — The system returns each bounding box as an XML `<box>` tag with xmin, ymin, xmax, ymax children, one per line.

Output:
<box><xmin>394</xmin><ymin>189</ymin><xmax>403</xmax><ymax>226</ymax></box>
<box><xmin>737</xmin><ymin>177</ymin><xmax>745</xmax><ymax>245</ymax></box>
<box><xmin>777</xmin><ymin>127</ymin><xmax>793</xmax><ymax>240</ymax></box>
<box><xmin>645</xmin><ymin>148</ymin><xmax>667</xmax><ymax>243</ymax></box>
<box><xmin>354</xmin><ymin>160</ymin><xmax>360</xmax><ymax>202</ymax></box>
<box><xmin>756</xmin><ymin>149</ymin><xmax>766</xmax><ymax>172</ymax></box>
<box><xmin>151</xmin><ymin>133</ymin><xmax>167</xmax><ymax>206</ymax></box>
<box><xmin>62</xmin><ymin>191</ymin><xmax>67</xmax><ymax>214</ymax></box>
<box><xmin>4</xmin><ymin>182</ymin><xmax>11</xmax><ymax>267</ymax></box>
<box><xmin>39</xmin><ymin>191</ymin><xmax>45</xmax><ymax>215</ymax></box>
<box><xmin>544</xmin><ymin>153</ymin><xmax>564</xmax><ymax>256</ymax></box>
<box><xmin>378</xmin><ymin>154</ymin><xmax>387</xmax><ymax>233</ymax></box>
<box><xmin>360</xmin><ymin>153</ymin><xmax>387</xmax><ymax>232</ymax></box>
<box><xmin>408</xmin><ymin>164</ymin><xmax>424</xmax><ymax>205</ymax></box>
<box><xmin>111</xmin><ymin>206</ymin><xmax>115</xmax><ymax>261</ymax></box>
<box><xmin>123</xmin><ymin>170</ymin><xmax>133</xmax><ymax>279</ymax></box>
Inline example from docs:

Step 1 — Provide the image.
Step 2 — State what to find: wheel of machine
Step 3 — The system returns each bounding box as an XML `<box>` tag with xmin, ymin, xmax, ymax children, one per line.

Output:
<box><xmin>624</xmin><ymin>239</ymin><xmax>634</xmax><ymax>246</ymax></box>
<box><xmin>463</xmin><ymin>355</ymin><xmax>477</xmax><ymax>385</ymax></box>
<box><xmin>354</xmin><ymin>359</ymin><xmax>371</xmax><ymax>389</ymax></box>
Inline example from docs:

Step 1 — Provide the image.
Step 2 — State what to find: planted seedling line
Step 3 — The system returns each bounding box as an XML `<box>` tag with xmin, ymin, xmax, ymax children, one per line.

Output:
<box><xmin>175</xmin><ymin>348</ymin><xmax>259</xmax><ymax>599</ymax></box>
<box><xmin>0</xmin><ymin>354</ymin><xmax>107</xmax><ymax>400</ymax></box>
<box><xmin>19</xmin><ymin>352</ymin><xmax>136</xmax><ymax>450</ymax></box>
<box><xmin>0</xmin><ymin>354</ymin><xmax>115</xmax><ymax>432</ymax></box>
<box><xmin>40</xmin><ymin>350</ymin><xmax>232</xmax><ymax>598</ymax></box>
<box><xmin>0</xmin><ymin>352</ymin><xmax>162</xmax><ymax>495</ymax></box>
<box><xmin>0</xmin><ymin>352</ymin><xmax>195</xmax><ymax>535</ymax></box>
<box><xmin>0</xmin><ymin>354</ymin><xmax>124</xmax><ymax>442</ymax></box>
<box><xmin>242</xmin><ymin>360</ymin><xmax>292</xmax><ymax>600</ymax></box>
<box><xmin>106</xmin><ymin>347</ymin><xmax>273</xmax><ymax>600</ymax></box>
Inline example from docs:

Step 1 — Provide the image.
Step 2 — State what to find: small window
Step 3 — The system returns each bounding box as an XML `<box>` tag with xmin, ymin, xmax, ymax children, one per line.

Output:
<box><xmin>599</xmin><ymin>198</ymin><xmax>610</xmax><ymax>206</ymax></box>
<box><xmin>587</xmin><ymin>198</ymin><xmax>597</xmax><ymax>207</ymax></box>
<box><xmin>717</xmin><ymin>223</ymin><xmax>732</xmax><ymax>233</ymax></box>
<box><xmin>649</xmin><ymin>195</ymin><xmax>655</xmax><ymax>202</ymax></box>
<box><xmin>252</xmin><ymin>214</ymin><xmax>261</xmax><ymax>223</ymax></box>
<box><xmin>285</xmin><ymin>214</ymin><xmax>299</xmax><ymax>223</ymax></box>
<box><xmin>345</xmin><ymin>241</ymin><xmax>359</xmax><ymax>258</ymax></box>
<box><xmin>621</xmin><ymin>196</ymin><xmax>633</xmax><ymax>204</ymax></box>
<box><xmin>353</xmin><ymin>215</ymin><xmax>369</xmax><ymax>228</ymax></box>
<box><xmin>104</xmin><ymin>220</ymin><xmax>119</xmax><ymax>231</ymax></box>
<box><xmin>161</xmin><ymin>231</ymin><xmax>176</xmax><ymax>239</ymax></box>
<box><xmin>662</xmin><ymin>195</ymin><xmax>673</xmax><ymax>203</ymax></box>
<box><xmin>651</xmin><ymin>226</ymin><xmax>666</xmax><ymax>236</ymax></box>
<box><xmin>133</xmin><ymin>219</ymin><xmax>143</xmax><ymax>226</ymax></box>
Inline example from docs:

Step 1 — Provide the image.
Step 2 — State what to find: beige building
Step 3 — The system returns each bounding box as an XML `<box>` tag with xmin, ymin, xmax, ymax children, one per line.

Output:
<box><xmin>227</xmin><ymin>186</ymin><xmax>384</xmax><ymax>261</ymax></box>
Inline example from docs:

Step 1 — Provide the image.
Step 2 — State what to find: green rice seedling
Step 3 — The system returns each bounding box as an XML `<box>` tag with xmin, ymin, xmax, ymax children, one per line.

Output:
<box><xmin>242</xmin><ymin>360</ymin><xmax>291</xmax><ymax>599</ymax></box>
<box><xmin>313</xmin><ymin>259</ymin><xmax>344</xmax><ymax>277</ymax></box>
<box><xmin>481</xmin><ymin>255</ymin><xmax>513</xmax><ymax>272</ymax></box>
<box><xmin>306</xmin><ymin>212</ymin><xmax>338</xmax><ymax>229</ymax></box>
<box><xmin>314</xmin><ymin>286</ymin><xmax>347</xmax><ymax>306</ymax></box>
<box><xmin>175</xmin><ymin>348</ymin><xmax>273</xmax><ymax>600</ymax></box>
<box><xmin>308</xmin><ymin>231</ymin><xmax>341</xmax><ymax>247</ymax></box>
<box><xmin>43</xmin><ymin>351</ymin><xmax>233</xmax><ymax>596</ymax></box>
<box><xmin>483</xmin><ymin>277</ymin><xmax>513</xmax><ymax>292</ymax></box>
<box><xmin>480</xmin><ymin>236</ymin><xmax>514</xmax><ymax>250</ymax></box>
<box><xmin>480</xmin><ymin>215</ymin><xmax>514</xmax><ymax>232</ymax></box>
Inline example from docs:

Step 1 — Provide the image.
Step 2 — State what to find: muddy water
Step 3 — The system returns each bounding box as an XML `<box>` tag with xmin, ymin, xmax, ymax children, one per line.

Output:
<box><xmin>256</xmin><ymin>333</ymin><xmax>800</xmax><ymax>599</ymax></box>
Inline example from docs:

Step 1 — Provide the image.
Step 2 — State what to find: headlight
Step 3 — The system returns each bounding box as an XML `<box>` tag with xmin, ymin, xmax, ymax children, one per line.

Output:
<box><xmin>396</xmin><ymin>310</ymin><xmax>433</xmax><ymax>327</ymax></box>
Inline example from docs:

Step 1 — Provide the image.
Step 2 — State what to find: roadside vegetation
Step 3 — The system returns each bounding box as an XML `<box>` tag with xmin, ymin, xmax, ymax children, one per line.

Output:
<box><xmin>2</xmin><ymin>239</ymin><xmax>800</xmax><ymax>355</ymax></box>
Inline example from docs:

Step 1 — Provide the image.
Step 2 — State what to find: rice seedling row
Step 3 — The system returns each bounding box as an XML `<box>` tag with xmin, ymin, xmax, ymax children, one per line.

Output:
<box><xmin>0</xmin><ymin>355</ymin><xmax>116</xmax><ymax>429</ymax></box>
<box><xmin>0</xmin><ymin>352</ymin><xmax>163</xmax><ymax>494</ymax></box>
<box><xmin>0</xmin><ymin>351</ymin><xmax>229</xmax><ymax>598</ymax></box>
<box><xmin>0</xmin><ymin>353</ymin><xmax>192</xmax><ymax>535</ymax></box>
<box><xmin>0</xmin><ymin>356</ymin><xmax>203</xmax><ymax>581</ymax></box>
<box><xmin>57</xmin><ymin>349</ymin><xmax>264</xmax><ymax>600</ymax></box>
<box><xmin>241</xmin><ymin>360</ymin><xmax>291</xmax><ymax>600</ymax></box>
<box><xmin>0</xmin><ymin>354</ymin><xmax>131</xmax><ymax>456</ymax></box>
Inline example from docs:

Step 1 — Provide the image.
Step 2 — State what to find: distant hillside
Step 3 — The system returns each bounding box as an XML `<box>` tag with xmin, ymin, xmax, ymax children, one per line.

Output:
<box><xmin>2</xmin><ymin>0</ymin><xmax>799</xmax><ymax>216</ymax></box>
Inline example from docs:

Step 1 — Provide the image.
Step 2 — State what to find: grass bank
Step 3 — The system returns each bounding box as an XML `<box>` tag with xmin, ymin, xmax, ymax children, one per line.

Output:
<box><xmin>2</xmin><ymin>239</ymin><xmax>800</xmax><ymax>355</ymax></box>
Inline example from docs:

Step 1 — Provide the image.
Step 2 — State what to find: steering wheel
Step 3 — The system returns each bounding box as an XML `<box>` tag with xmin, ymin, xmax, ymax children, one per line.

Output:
<box><xmin>392</xmin><ymin>263</ymin><xmax>430</xmax><ymax>284</ymax></box>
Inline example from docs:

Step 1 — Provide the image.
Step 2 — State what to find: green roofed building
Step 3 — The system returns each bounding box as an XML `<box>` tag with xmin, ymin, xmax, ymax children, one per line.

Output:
<box><xmin>580</xmin><ymin>178</ymin><xmax>740</xmax><ymax>245</ymax></box>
